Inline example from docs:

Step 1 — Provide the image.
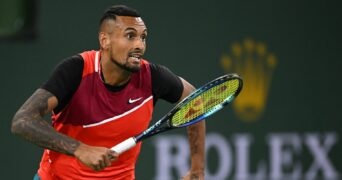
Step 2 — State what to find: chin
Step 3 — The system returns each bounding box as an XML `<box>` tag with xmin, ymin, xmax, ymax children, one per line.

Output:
<box><xmin>128</xmin><ymin>66</ymin><xmax>141</xmax><ymax>73</ymax></box>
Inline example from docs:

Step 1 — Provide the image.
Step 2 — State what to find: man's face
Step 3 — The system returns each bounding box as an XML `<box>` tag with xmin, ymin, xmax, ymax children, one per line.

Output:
<box><xmin>101</xmin><ymin>16</ymin><xmax>147</xmax><ymax>72</ymax></box>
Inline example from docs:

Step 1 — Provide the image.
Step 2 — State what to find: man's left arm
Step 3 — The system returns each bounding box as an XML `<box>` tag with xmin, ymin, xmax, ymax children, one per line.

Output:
<box><xmin>179</xmin><ymin>77</ymin><xmax>206</xmax><ymax>180</ymax></box>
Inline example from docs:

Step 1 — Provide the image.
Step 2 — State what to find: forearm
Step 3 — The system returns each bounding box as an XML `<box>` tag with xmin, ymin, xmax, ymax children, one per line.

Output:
<box><xmin>179</xmin><ymin>77</ymin><xmax>206</xmax><ymax>178</ymax></box>
<box><xmin>12</xmin><ymin>112</ymin><xmax>80</xmax><ymax>155</ymax></box>
<box><xmin>11</xmin><ymin>89</ymin><xmax>80</xmax><ymax>156</ymax></box>
<box><xmin>186</xmin><ymin>120</ymin><xmax>206</xmax><ymax>172</ymax></box>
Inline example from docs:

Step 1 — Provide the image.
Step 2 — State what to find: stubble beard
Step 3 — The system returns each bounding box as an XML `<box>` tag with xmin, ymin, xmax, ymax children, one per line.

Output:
<box><xmin>110</xmin><ymin>58</ymin><xmax>140</xmax><ymax>73</ymax></box>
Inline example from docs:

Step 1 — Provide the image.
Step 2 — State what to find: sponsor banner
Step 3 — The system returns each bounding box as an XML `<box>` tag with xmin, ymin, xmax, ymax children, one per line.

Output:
<box><xmin>152</xmin><ymin>133</ymin><xmax>340</xmax><ymax>180</ymax></box>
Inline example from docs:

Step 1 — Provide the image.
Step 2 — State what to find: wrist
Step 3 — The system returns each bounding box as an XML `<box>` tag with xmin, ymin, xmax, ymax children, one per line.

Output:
<box><xmin>73</xmin><ymin>142</ymin><xmax>85</xmax><ymax>157</ymax></box>
<box><xmin>190</xmin><ymin>162</ymin><xmax>204</xmax><ymax>174</ymax></box>
<box><xmin>190</xmin><ymin>156</ymin><xmax>205</xmax><ymax>171</ymax></box>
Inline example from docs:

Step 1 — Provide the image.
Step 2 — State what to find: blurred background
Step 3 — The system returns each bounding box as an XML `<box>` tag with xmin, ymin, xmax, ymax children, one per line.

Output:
<box><xmin>1</xmin><ymin>0</ymin><xmax>341</xmax><ymax>179</ymax></box>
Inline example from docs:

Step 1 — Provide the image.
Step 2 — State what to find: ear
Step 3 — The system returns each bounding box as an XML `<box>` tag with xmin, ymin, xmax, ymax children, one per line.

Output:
<box><xmin>99</xmin><ymin>32</ymin><xmax>110</xmax><ymax>50</ymax></box>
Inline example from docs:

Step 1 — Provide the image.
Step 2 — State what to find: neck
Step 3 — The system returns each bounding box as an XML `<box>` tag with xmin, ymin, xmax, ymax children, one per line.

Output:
<box><xmin>100</xmin><ymin>56</ymin><xmax>131</xmax><ymax>86</ymax></box>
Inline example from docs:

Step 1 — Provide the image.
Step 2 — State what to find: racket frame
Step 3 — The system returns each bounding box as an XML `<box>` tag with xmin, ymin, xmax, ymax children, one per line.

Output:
<box><xmin>111</xmin><ymin>73</ymin><xmax>243</xmax><ymax>154</ymax></box>
<box><xmin>136</xmin><ymin>73</ymin><xmax>242</xmax><ymax>141</ymax></box>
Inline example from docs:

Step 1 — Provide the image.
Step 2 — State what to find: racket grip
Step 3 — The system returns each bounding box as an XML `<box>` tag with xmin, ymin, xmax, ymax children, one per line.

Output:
<box><xmin>111</xmin><ymin>137</ymin><xmax>137</xmax><ymax>154</ymax></box>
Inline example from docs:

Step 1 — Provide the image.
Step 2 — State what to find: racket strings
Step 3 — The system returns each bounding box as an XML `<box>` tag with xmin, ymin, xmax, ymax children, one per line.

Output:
<box><xmin>171</xmin><ymin>79</ymin><xmax>240</xmax><ymax>127</ymax></box>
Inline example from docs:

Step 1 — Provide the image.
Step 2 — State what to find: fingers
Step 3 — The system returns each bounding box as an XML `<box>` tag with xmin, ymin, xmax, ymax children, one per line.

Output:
<box><xmin>100</xmin><ymin>158</ymin><xmax>107</xmax><ymax>169</ymax></box>
<box><xmin>75</xmin><ymin>144</ymin><xmax>119</xmax><ymax>171</ymax></box>
<box><xmin>104</xmin><ymin>153</ymin><xmax>112</xmax><ymax>166</ymax></box>
<box><xmin>94</xmin><ymin>150</ymin><xmax>116</xmax><ymax>171</ymax></box>
<box><xmin>108</xmin><ymin>150</ymin><xmax>119</xmax><ymax>161</ymax></box>
<box><xmin>181</xmin><ymin>171</ymin><xmax>204</xmax><ymax>180</ymax></box>
<box><xmin>90</xmin><ymin>160</ymin><xmax>106</xmax><ymax>171</ymax></box>
<box><xmin>93</xmin><ymin>164</ymin><xmax>102</xmax><ymax>171</ymax></box>
<box><xmin>92</xmin><ymin>157</ymin><xmax>111</xmax><ymax>171</ymax></box>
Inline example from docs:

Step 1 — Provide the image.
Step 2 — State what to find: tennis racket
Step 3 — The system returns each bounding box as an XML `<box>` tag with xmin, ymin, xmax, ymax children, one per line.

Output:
<box><xmin>111</xmin><ymin>73</ymin><xmax>243</xmax><ymax>154</ymax></box>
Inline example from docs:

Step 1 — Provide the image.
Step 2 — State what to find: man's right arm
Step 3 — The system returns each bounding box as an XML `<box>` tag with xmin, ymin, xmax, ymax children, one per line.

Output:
<box><xmin>11</xmin><ymin>88</ymin><xmax>117</xmax><ymax>171</ymax></box>
<box><xmin>11</xmin><ymin>88</ymin><xmax>79</xmax><ymax>155</ymax></box>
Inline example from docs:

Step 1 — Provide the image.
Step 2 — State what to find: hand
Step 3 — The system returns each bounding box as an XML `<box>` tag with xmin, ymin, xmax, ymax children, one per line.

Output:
<box><xmin>181</xmin><ymin>171</ymin><xmax>205</xmax><ymax>180</ymax></box>
<box><xmin>74</xmin><ymin>143</ymin><xmax>119</xmax><ymax>171</ymax></box>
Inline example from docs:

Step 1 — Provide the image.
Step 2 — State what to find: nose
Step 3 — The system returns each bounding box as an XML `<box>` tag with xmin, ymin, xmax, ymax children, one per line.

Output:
<box><xmin>134</xmin><ymin>38</ymin><xmax>145</xmax><ymax>50</ymax></box>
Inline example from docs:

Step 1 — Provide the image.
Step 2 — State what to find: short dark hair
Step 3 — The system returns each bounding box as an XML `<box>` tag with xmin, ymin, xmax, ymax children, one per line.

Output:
<box><xmin>100</xmin><ymin>5</ymin><xmax>140</xmax><ymax>25</ymax></box>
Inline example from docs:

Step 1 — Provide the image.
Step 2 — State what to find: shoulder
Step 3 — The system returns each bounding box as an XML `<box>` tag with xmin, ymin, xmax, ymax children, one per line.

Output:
<box><xmin>41</xmin><ymin>54</ymin><xmax>84</xmax><ymax>113</ymax></box>
<box><xmin>149</xmin><ymin>62</ymin><xmax>183</xmax><ymax>103</ymax></box>
<box><xmin>149</xmin><ymin>63</ymin><xmax>173</xmax><ymax>76</ymax></box>
<box><xmin>60</xmin><ymin>54</ymin><xmax>84</xmax><ymax>67</ymax></box>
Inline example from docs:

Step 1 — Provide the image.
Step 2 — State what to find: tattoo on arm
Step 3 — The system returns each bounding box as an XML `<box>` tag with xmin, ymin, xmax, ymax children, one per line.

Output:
<box><xmin>11</xmin><ymin>89</ymin><xmax>79</xmax><ymax>156</ymax></box>
<box><xmin>180</xmin><ymin>78</ymin><xmax>205</xmax><ymax>174</ymax></box>
<box><xmin>187</xmin><ymin>121</ymin><xmax>206</xmax><ymax>173</ymax></box>
<box><xmin>187</xmin><ymin>125</ymin><xmax>199</xmax><ymax>154</ymax></box>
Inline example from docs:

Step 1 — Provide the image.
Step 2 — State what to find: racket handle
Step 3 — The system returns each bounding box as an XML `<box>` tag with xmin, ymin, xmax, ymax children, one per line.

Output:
<box><xmin>111</xmin><ymin>137</ymin><xmax>137</xmax><ymax>154</ymax></box>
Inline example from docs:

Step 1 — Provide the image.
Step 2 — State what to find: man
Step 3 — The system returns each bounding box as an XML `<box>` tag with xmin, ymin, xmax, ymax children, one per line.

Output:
<box><xmin>11</xmin><ymin>5</ymin><xmax>205</xmax><ymax>180</ymax></box>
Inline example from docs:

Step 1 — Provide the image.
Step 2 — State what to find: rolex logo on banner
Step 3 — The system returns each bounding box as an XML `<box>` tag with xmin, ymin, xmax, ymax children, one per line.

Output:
<box><xmin>221</xmin><ymin>38</ymin><xmax>277</xmax><ymax>121</ymax></box>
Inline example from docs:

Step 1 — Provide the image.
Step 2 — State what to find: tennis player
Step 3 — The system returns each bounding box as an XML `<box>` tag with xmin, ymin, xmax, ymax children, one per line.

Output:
<box><xmin>11</xmin><ymin>4</ymin><xmax>205</xmax><ymax>180</ymax></box>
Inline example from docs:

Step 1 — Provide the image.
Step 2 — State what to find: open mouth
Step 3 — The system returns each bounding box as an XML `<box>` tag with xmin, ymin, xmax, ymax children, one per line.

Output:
<box><xmin>128</xmin><ymin>54</ymin><xmax>142</xmax><ymax>63</ymax></box>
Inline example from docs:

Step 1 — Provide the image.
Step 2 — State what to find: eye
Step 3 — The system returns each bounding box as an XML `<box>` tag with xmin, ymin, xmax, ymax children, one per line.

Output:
<box><xmin>126</xmin><ymin>33</ymin><xmax>135</xmax><ymax>40</ymax></box>
<box><xmin>141</xmin><ymin>34</ymin><xmax>147</xmax><ymax>42</ymax></box>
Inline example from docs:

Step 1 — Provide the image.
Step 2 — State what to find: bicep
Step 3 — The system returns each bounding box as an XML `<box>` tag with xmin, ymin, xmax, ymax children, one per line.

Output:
<box><xmin>12</xmin><ymin>88</ymin><xmax>58</xmax><ymax>133</ymax></box>
<box><xmin>20</xmin><ymin>88</ymin><xmax>58</xmax><ymax>116</ymax></box>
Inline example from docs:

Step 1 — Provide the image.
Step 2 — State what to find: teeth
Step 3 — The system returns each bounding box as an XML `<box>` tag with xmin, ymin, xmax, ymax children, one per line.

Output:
<box><xmin>129</xmin><ymin>56</ymin><xmax>140</xmax><ymax>61</ymax></box>
<box><xmin>130</xmin><ymin>54</ymin><xmax>141</xmax><ymax>58</ymax></box>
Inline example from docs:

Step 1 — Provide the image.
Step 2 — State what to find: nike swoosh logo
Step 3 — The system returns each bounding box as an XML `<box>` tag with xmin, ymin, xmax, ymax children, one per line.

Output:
<box><xmin>128</xmin><ymin>97</ymin><xmax>142</xmax><ymax>104</ymax></box>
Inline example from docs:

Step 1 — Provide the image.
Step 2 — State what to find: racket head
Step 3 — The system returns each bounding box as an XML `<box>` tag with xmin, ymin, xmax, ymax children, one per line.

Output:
<box><xmin>169</xmin><ymin>73</ymin><xmax>243</xmax><ymax>128</ymax></box>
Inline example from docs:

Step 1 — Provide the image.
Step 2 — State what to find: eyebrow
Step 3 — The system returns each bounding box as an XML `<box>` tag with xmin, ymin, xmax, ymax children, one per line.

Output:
<box><xmin>124</xmin><ymin>27</ymin><xmax>147</xmax><ymax>33</ymax></box>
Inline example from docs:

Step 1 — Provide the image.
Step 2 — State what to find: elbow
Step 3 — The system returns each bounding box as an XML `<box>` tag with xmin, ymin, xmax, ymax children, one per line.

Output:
<box><xmin>11</xmin><ymin>118</ymin><xmax>20</xmax><ymax>135</ymax></box>
<box><xmin>11</xmin><ymin>113</ymin><xmax>24</xmax><ymax>135</ymax></box>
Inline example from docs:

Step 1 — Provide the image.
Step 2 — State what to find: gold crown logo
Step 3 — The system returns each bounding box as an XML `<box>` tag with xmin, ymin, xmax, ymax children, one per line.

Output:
<box><xmin>221</xmin><ymin>38</ymin><xmax>277</xmax><ymax>121</ymax></box>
